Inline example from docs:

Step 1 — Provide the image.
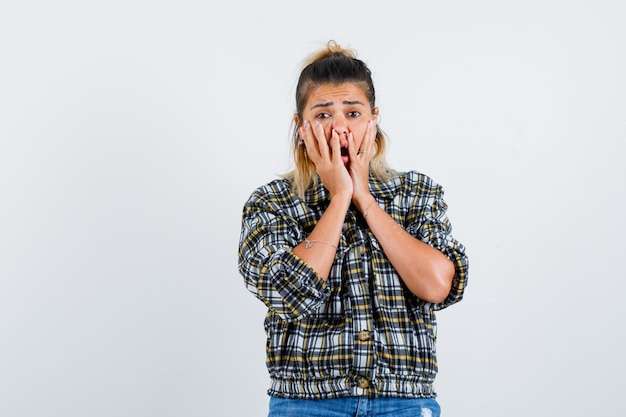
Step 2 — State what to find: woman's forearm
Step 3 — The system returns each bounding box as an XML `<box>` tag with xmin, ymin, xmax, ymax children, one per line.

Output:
<box><xmin>358</xmin><ymin>197</ymin><xmax>455</xmax><ymax>303</ymax></box>
<box><xmin>292</xmin><ymin>195</ymin><xmax>351</xmax><ymax>280</ymax></box>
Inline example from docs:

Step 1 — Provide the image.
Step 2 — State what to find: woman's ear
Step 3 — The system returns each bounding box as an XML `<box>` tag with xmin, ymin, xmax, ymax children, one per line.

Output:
<box><xmin>373</xmin><ymin>107</ymin><xmax>380</xmax><ymax>117</ymax></box>
<box><xmin>293</xmin><ymin>114</ymin><xmax>300</xmax><ymax>126</ymax></box>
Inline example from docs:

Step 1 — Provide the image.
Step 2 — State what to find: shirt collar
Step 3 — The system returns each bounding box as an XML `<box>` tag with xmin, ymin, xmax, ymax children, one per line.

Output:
<box><xmin>303</xmin><ymin>173</ymin><xmax>401</xmax><ymax>205</ymax></box>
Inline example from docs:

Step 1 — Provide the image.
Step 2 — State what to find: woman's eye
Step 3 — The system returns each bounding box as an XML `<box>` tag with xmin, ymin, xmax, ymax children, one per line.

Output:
<box><xmin>315</xmin><ymin>113</ymin><xmax>330</xmax><ymax>119</ymax></box>
<box><xmin>347</xmin><ymin>111</ymin><xmax>361</xmax><ymax>118</ymax></box>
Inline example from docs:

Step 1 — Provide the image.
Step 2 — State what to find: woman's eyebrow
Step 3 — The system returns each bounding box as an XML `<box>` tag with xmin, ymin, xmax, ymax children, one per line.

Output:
<box><xmin>310</xmin><ymin>101</ymin><xmax>333</xmax><ymax>110</ymax></box>
<box><xmin>310</xmin><ymin>100</ymin><xmax>365</xmax><ymax>110</ymax></box>
<box><xmin>343</xmin><ymin>100</ymin><xmax>365</xmax><ymax>106</ymax></box>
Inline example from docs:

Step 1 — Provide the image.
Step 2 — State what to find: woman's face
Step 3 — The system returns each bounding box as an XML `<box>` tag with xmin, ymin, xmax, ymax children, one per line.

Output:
<box><xmin>301</xmin><ymin>83</ymin><xmax>378</xmax><ymax>164</ymax></box>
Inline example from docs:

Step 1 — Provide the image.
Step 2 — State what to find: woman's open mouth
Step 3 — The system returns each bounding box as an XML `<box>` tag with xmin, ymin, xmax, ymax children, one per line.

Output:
<box><xmin>340</xmin><ymin>146</ymin><xmax>349</xmax><ymax>164</ymax></box>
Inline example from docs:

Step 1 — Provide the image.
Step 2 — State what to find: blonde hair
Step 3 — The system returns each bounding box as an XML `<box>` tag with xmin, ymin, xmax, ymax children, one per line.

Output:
<box><xmin>284</xmin><ymin>40</ymin><xmax>396</xmax><ymax>198</ymax></box>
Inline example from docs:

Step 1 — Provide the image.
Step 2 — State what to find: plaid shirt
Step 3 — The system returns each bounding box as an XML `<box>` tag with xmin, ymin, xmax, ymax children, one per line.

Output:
<box><xmin>238</xmin><ymin>171</ymin><xmax>468</xmax><ymax>399</ymax></box>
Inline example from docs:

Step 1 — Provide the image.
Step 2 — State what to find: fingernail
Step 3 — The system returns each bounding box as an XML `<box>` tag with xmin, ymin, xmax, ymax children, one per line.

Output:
<box><xmin>303</xmin><ymin>121</ymin><xmax>309</xmax><ymax>129</ymax></box>
<box><xmin>314</xmin><ymin>121</ymin><xmax>320</xmax><ymax>129</ymax></box>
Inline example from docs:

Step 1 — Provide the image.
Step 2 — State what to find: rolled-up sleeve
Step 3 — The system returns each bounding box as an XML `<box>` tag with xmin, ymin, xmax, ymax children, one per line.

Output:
<box><xmin>238</xmin><ymin>188</ymin><xmax>330</xmax><ymax>321</ymax></box>
<box><xmin>404</xmin><ymin>173</ymin><xmax>469</xmax><ymax>310</ymax></box>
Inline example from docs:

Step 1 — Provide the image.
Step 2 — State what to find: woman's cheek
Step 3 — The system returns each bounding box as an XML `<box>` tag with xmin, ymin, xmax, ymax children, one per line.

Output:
<box><xmin>354</xmin><ymin>129</ymin><xmax>365</xmax><ymax>143</ymax></box>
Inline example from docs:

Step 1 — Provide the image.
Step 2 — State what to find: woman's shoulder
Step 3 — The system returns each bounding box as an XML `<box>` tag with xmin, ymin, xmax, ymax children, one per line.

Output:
<box><xmin>382</xmin><ymin>170</ymin><xmax>442</xmax><ymax>192</ymax></box>
<box><xmin>397</xmin><ymin>169</ymin><xmax>435</xmax><ymax>182</ymax></box>
<box><xmin>245</xmin><ymin>178</ymin><xmax>295</xmax><ymax>205</ymax></box>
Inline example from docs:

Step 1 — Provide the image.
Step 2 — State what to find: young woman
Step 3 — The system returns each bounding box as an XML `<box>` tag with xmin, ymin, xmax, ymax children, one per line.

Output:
<box><xmin>238</xmin><ymin>40</ymin><xmax>468</xmax><ymax>417</ymax></box>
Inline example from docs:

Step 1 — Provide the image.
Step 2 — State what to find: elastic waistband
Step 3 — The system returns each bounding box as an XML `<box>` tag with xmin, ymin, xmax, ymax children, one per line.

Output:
<box><xmin>268</xmin><ymin>374</ymin><xmax>435</xmax><ymax>399</ymax></box>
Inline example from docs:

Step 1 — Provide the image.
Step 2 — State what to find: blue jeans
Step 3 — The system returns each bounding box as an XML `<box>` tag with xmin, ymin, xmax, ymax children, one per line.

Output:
<box><xmin>268</xmin><ymin>396</ymin><xmax>441</xmax><ymax>417</ymax></box>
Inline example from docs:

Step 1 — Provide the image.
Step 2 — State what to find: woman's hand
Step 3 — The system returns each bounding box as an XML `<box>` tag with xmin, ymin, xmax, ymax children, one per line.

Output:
<box><xmin>299</xmin><ymin>120</ymin><xmax>353</xmax><ymax>203</ymax></box>
<box><xmin>294</xmin><ymin>120</ymin><xmax>352</xmax><ymax>280</ymax></box>
<box><xmin>348</xmin><ymin>117</ymin><xmax>377</xmax><ymax>211</ymax></box>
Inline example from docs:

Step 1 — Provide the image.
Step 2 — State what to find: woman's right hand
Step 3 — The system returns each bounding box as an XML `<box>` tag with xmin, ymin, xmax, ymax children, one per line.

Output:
<box><xmin>293</xmin><ymin>120</ymin><xmax>351</xmax><ymax>280</ymax></box>
<box><xmin>299</xmin><ymin>120</ymin><xmax>353</xmax><ymax>203</ymax></box>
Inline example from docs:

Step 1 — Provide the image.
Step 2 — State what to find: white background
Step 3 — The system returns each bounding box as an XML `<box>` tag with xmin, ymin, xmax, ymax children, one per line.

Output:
<box><xmin>1</xmin><ymin>1</ymin><xmax>625</xmax><ymax>416</ymax></box>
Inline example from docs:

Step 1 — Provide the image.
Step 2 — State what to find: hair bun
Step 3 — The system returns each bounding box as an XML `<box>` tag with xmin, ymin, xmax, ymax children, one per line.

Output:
<box><xmin>303</xmin><ymin>40</ymin><xmax>357</xmax><ymax>67</ymax></box>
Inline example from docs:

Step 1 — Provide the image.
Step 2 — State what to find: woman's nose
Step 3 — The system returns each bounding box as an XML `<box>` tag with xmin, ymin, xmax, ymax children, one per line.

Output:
<box><xmin>332</xmin><ymin>114</ymin><xmax>348</xmax><ymax>135</ymax></box>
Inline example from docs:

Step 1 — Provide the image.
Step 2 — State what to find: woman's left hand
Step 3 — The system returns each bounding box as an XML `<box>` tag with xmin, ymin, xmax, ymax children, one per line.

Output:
<box><xmin>347</xmin><ymin>117</ymin><xmax>378</xmax><ymax>209</ymax></box>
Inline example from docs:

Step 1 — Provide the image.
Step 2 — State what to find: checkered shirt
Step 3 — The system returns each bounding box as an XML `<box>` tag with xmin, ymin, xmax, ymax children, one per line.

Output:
<box><xmin>238</xmin><ymin>170</ymin><xmax>468</xmax><ymax>399</ymax></box>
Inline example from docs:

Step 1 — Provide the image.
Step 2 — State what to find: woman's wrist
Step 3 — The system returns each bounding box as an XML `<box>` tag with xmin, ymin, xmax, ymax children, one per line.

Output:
<box><xmin>354</xmin><ymin>195</ymin><xmax>376</xmax><ymax>216</ymax></box>
<box><xmin>329</xmin><ymin>191</ymin><xmax>352</xmax><ymax>211</ymax></box>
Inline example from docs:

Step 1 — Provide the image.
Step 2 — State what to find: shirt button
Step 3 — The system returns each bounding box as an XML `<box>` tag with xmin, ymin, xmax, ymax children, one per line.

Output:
<box><xmin>358</xmin><ymin>330</ymin><xmax>372</xmax><ymax>341</ymax></box>
<box><xmin>357</xmin><ymin>377</ymin><xmax>370</xmax><ymax>388</ymax></box>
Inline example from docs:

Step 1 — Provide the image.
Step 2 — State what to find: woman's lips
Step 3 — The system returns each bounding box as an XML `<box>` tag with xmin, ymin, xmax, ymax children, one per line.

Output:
<box><xmin>340</xmin><ymin>146</ymin><xmax>349</xmax><ymax>164</ymax></box>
